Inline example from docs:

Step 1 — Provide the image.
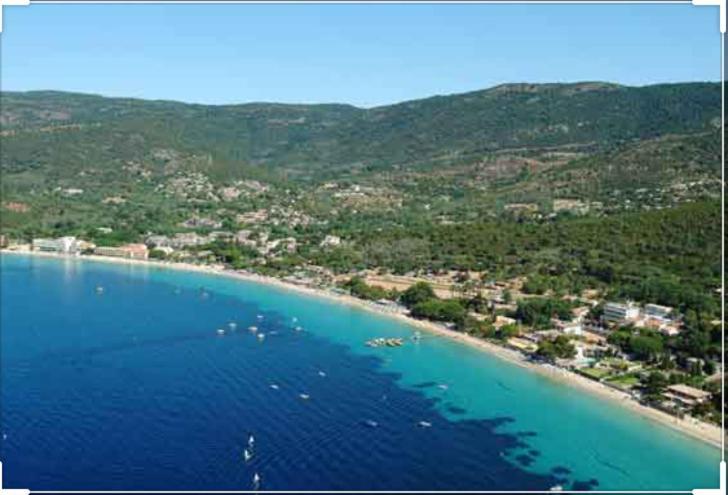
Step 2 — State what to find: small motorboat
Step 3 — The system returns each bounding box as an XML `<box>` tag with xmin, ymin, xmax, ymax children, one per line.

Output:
<box><xmin>363</xmin><ymin>419</ymin><xmax>379</xmax><ymax>428</ymax></box>
<box><xmin>549</xmin><ymin>485</ymin><xmax>563</xmax><ymax>492</ymax></box>
<box><xmin>270</xmin><ymin>384</ymin><xmax>280</xmax><ymax>390</ymax></box>
<box><xmin>257</xmin><ymin>314</ymin><xmax>264</xmax><ymax>320</ymax></box>
<box><xmin>257</xmin><ymin>333</ymin><xmax>266</xmax><ymax>341</ymax></box>
<box><xmin>294</xmin><ymin>326</ymin><xmax>303</xmax><ymax>332</ymax></box>
<box><xmin>437</xmin><ymin>384</ymin><xmax>449</xmax><ymax>391</ymax></box>
<box><xmin>248</xmin><ymin>326</ymin><xmax>258</xmax><ymax>333</ymax></box>
<box><xmin>417</xmin><ymin>421</ymin><xmax>432</xmax><ymax>428</ymax></box>
<box><xmin>216</xmin><ymin>328</ymin><xmax>225</xmax><ymax>336</ymax></box>
<box><xmin>228</xmin><ymin>322</ymin><xmax>237</xmax><ymax>330</ymax></box>
<box><xmin>248</xmin><ymin>434</ymin><xmax>255</xmax><ymax>447</ymax></box>
<box><xmin>318</xmin><ymin>371</ymin><xmax>327</xmax><ymax>377</ymax></box>
<box><xmin>243</xmin><ymin>448</ymin><xmax>253</xmax><ymax>462</ymax></box>
<box><xmin>95</xmin><ymin>285</ymin><xmax>104</xmax><ymax>294</ymax></box>
<box><xmin>299</xmin><ymin>393</ymin><xmax>310</xmax><ymax>400</ymax></box>
<box><xmin>252</xmin><ymin>472</ymin><xmax>261</xmax><ymax>490</ymax></box>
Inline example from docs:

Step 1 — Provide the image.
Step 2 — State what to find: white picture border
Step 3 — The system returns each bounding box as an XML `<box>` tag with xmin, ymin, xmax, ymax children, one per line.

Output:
<box><xmin>0</xmin><ymin>1</ymin><xmax>724</xmax><ymax>493</ymax></box>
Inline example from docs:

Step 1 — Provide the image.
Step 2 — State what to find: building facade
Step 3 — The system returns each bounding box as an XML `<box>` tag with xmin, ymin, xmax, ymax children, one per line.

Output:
<box><xmin>602</xmin><ymin>302</ymin><xmax>640</xmax><ymax>324</ymax></box>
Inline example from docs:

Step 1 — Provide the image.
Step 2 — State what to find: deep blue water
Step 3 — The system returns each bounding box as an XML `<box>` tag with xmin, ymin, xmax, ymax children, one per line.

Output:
<box><xmin>0</xmin><ymin>254</ymin><xmax>721</xmax><ymax>491</ymax></box>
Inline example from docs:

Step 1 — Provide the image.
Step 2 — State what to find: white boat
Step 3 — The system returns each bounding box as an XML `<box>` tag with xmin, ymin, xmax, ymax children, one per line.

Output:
<box><xmin>252</xmin><ymin>472</ymin><xmax>261</xmax><ymax>489</ymax></box>
<box><xmin>417</xmin><ymin>420</ymin><xmax>432</xmax><ymax>428</ymax></box>
<box><xmin>269</xmin><ymin>384</ymin><xmax>280</xmax><ymax>390</ymax></box>
<box><xmin>294</xmin><ymin>326</ymin><xmax>303</xmax><ymax>332</ymax></box>
<box><xmin>549</xmin><ymin>485</ymin><xmax>563</xmax><ymax>492</ymax></box>
<box><xmin>248</xmin><ymin>326</ymin><xmax>258</xmax><ymax>333</ymax></box>
<box><xmin>299</xmin><ymin>393</ymin><xmax>310</xmax><ymax>400</ymax></box>
<box><xmin>95</xmin><ymin>286</ymin><xmax>104</xmax><ymax>294</ymax></box>
<box><xmin>216</xmin><ymin>328</ymin><xmax>225</xmax><ymax>335</ymax></box>
<box><xmin>257</xmin><ymin>333</ymin><xmax>266</xmax><ymax>341</ymax></box>
<box><xmin>248</xmin><ymin>434</ymin><xmax>255</xmax><ymax>447</ymax></box>
<box><xmin>243</xmin><ymin>448</ymin><xmax>253</xmax><ymax>462</ymax></box>
<box><xmin>363</xmin><ymin>419</ymin><xmax>378</xmax><ymax>428</ymax></box>
<box><xmin>437</xmin><ymin>384</ymin><xmax>449</xmax><ymax>390</ymax></box>
<box><xmin>228</xmin><ymin>322</ymin><xmax>237</xmax><ymax>330</ymax></box>
<box><xmin>318</xmin><ymin>371</ymin><xmax>327</xmax><ymax>377</ymax></box>
<box><xmin>257</xmin><ymin>314</ymin><xmax>264</xmax><ymax>320</ymax></box>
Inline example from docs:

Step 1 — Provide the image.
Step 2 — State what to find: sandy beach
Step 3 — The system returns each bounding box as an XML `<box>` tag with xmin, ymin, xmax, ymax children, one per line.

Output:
<box><xmin>2</xmin><ymin>248</ymin><xmax>723</xmax><ymax>450</ymax></box>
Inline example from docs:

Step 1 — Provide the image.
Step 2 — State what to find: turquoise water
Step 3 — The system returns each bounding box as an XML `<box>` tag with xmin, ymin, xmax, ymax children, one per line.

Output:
<box><xmin>0</xmin><ymin>254</ymin><xmax>721</xmax><ymax>490</ymax></box>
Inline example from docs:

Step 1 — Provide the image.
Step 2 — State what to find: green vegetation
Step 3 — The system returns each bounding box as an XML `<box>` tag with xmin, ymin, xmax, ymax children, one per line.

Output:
<box><xmin>536</xmin><ymin>335</ymin><xmax>576</xmax><ymax>362</ymax></box>
<box><xmin>341</xmin><ymin>276</ymin><xmax>392</xmax><ymax>301</ymax></box>
<box><xmin>515</xmin><ymin>298</ymin><xmax>573</xmax><ymax>329</ymax></box>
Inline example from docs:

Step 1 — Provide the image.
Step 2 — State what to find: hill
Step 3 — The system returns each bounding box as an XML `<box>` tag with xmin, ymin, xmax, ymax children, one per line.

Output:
<box><xmin>0</xmin><ymin>82</ymin><xmax>721</xmax><ymax>187</ymax></box>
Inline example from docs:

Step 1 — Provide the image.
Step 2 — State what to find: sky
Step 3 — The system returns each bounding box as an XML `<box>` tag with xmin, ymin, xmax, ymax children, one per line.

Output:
<box><xmin>0</xmin><ymin>4</ymin><xmax>721</xmax><ymax>107</ymax></box>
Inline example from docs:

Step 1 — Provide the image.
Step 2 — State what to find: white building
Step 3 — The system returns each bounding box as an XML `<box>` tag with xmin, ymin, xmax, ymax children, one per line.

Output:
<box><xmin>32</xmin><ymin>236</ymin><xmax>79</xmax><ymax>254</ymax></box>
<box><xmin>644</xmin><ymin>303</ymin><xmax>673</xmax><ymax>320</ymax></box>
<box><xmin>603</xmin><ymin>302</ymin><xmax>640</xmax><ymax>324</ymax></box>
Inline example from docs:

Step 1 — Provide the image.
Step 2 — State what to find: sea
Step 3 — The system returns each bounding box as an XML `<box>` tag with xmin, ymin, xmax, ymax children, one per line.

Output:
<box><xmin>0</xmin><ymin>253</ymin><xmax>721</xmax><ymax>491</ymax></box>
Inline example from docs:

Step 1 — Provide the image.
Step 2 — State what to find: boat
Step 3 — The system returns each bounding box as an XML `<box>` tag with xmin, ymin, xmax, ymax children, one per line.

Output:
<box><xmin>318</xmin><ymin>371</ymin><xmax>327</xmax><ymax>377</ymax></box>
<box><xmin>363</xmin><ymin>419</ymin><xmax>379</xmax><ymax>428</ymax></box>
<box><xmin>216</xmin><ymin>328</ymin><xmax>225</xmax><ymax>335</ymax></box>
<box><xmin>365</xmin><ymin>337</ymin><xmax>404</xmax><ymax>348</ymax></box>
<box><xmin>228</xmin><ymin>322</ymin><xmax>237</xmax><ymax>330</ymax></box>
<box><xmin>252</xmin><ymin>472</ymin><xmax>261</xmax><ymax>490</ymax></box>
<box><xmin>248</xmin><ymin>326</ymin><xmax>258</xmax><ymax>333</ymax></box>
<box><xmin>243</xmin><ymin>448</ymin><xmax>253</xmax><ymax>462</ymax></box>
<box><xmin>248</xmin><ymin>434</ymin><xmax>255</xmax><ymax>447</ymax></box>
<box><xmin>299</xmin><ymin>393</ymin><xmax>310</xmax><ymax>400</ymax></box>
<box><xmin>269</xmin><ymin>384</ymin><xmax>280</xmax><ymax>390</ymax></box>
<box><xmin>95</xmin><ymin>285</ymin><xmax>104</xmax><ymax>294</ymax></box>
<box><xmin>294</xmin><ymin>326</ymin><xmax>303</xmax><ymax>332</ymax></box>
<box><xmin>292</xmin><ymin>317</ymin><xmax>298</xmax><ymax>323</ymax></box>
<box><xmin>437</xmin><ymin>384</ymin><xmax>449</xmax><ymax>390</ymax></box>
<box><xmin>256</xmin><ymin>314</ymin><xmax>264</xmax><ymax>320</ymax></box>
<box><xmin>549</xmin><ymin>485</ymin><xmax>563</xmax><ymax>492</ymax></box>
<box><xmin>257</xmin><ymin>333</ymin><xmax>266</xmax><ymax>341</ymax></box>
<box><xmin>417</xmin><ymin>420</ymin><xmax>432</xmax><ymax>428</ymax></box>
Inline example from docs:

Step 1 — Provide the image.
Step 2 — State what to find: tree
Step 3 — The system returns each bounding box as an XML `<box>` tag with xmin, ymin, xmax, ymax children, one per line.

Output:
<box><xmin>537</xmin><ymin>335</ymin><xmax>576</xmax><ymax>362</ymax></box>
<box><xmin>515</xmin><ymin>297</ymin><xmax>573</xmax><ymax>329</ymax></box>
<box><xmin>411</xmin><ymin>299</ymin><xmax>467</xmax><ymax>328</ymax></box>
<box><xmin>629</xmin><ymin>333</ymin><xmax>664</xmax><ymax>362</ymax></box>
<box><xmin>641</xmin><ymin>371</ymin><xmax>668</xmax><ymax>402</ymax></box>
<box><xmin>497</xmin><ymin>323</ymin><xmax>520</xmax><ymax>340</ymax></box>
<box><xmin>400</xmin><ymin>282</ymin><xmax>436</xmax><ymax>309</ymax></box>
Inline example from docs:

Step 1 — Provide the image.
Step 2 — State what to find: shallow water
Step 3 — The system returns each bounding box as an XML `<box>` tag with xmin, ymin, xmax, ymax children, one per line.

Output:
<box><xmin>0</xmin><ymin>254</ymin><xmax>720</xmax><ymax>490</ymax></box>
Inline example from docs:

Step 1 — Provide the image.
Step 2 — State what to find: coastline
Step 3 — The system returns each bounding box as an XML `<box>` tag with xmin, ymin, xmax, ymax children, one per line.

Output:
<box><xmin>2</xmin><ymin>248</ymin><xmax>723</xmax><ymax>450</ymax></box>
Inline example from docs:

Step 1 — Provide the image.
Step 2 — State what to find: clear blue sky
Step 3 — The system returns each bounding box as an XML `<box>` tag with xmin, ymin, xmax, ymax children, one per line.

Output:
<box><xmin>0</xmin><ymin>4</ymin><xmax>721</xmax><ymax>107</ymax></box>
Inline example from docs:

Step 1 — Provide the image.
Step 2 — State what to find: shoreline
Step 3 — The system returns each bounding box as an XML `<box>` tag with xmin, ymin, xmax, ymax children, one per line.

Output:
<box><xmin>2</xmin><ymin>248</ymin><xmax>723</xmax><ymax>450</ymax></box>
